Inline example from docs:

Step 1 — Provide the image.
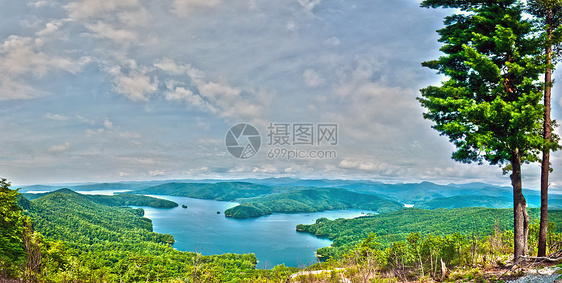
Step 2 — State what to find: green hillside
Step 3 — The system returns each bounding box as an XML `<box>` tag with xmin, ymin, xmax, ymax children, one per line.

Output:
<box><xmin>23</xmin><ymin>188</ymin><xmax>178</xmax><ymax>208</ymax></box>
<box><xmin>297</xmin><ymin>207</ymin><xmax>562</xmax><ymax>258</ymax></box>
<box><xmin>16</xmin><ymin>190</ymin><xmax>265</xmax><ymax>282</ymax></box>
<box><xmin>134</xmin><ymin>182</ymin><xmax>402</xmax><ymax>219</ymax></box>
<box><xmin>416</xmin><ymin>195</ymin><xmax>513</xmax><ymax>209</ymax></box>
<box><xmin>224</xmin><ymin>188</ymin><xmax>403</xmax><ymax>218</ymax></box>
<box><xmin>134</xmin><ymin>182</ymin><xmax>293</xmax><ymax>201</ymax></box>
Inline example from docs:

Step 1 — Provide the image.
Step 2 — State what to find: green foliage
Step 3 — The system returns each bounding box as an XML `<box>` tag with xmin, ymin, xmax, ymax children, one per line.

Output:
<box><xmin>21</xmin><ymin>190</ymin><xmax>263</xmax><ymax>282</ymax></box>
<box><xmin>0</xmin><ymin>178</ymin><xmax>25</xmax><ymax>278</ymax></box>
<box><xmin>24</xmin><ymin>188</ymin><xmax>178</xmax><ymax>208</ymax></box>
<box><xmin>419</xmin><ymin>0</ymin><xmax>547</xmax><ymax>166</ymax></box>
<box><xmin>224</xmin><ymin>188</ymin><xmax>403</xmax><ymax>219</ymax></box>
<box><xmin>416</xmin><ymin>195</ymin><xmax>513</xmax><ymax>209</ymax></box>
<box><xmin>322</xmin><ymin>225</ymin><xmax>562</xmax><ymax>281</ymax></box>
<box><xmin>134</xmin><ymin>182</ymin><xmax>287</xmax><ymax>201</ymax></box>
<box><xmin>298</xmin><ymin>207</ymin><xmax>562</xmax><ymax>258</ymax></box>
<box><xmin>135</xmin><ymin>182</ymin><xmax>402</xmax><ymax>219</ymax></box>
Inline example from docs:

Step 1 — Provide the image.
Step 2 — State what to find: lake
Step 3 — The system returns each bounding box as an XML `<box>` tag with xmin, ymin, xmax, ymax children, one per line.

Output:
<box><xmin>136</xmin><ymin>195</ymin><xmax>376</xmax><ymax>269</ymax></box>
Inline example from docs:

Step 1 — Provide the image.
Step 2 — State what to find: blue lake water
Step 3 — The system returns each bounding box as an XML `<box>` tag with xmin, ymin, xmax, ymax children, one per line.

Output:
<box><xmin>138</xmin><ymin>195</ymin><xmax>376</xmax><ymax>269</ymax></box>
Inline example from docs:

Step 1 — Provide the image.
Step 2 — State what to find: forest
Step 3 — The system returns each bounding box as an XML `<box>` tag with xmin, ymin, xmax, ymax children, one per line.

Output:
<box><xmin>297</xmin><ymin>207</ymin><xmax>562</xmax><ymax>259</ymax></box>
<box><xmin>23</xmin><ymin>188</ymin><xmax>179</xmax><ymax>208</ymax></box>
<box><xmin>1</xmin><ymin>182</ymin><xmax>293</xmax><ymax>282</ymax></box>
<box><xmin>4</xmin><ymin>180</ymin><xmax>562</xmax><ymax>282</ymax></box>
<box><xmin>223</xmin><ymin>187</ymin><xmax>402</xmax><ymax>218</ymax></box>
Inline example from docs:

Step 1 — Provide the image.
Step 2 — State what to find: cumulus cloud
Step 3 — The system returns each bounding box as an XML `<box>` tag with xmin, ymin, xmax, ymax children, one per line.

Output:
<box><xmin>154</xmin><ymin>58</ymin><xmax>266</xmax><ymax>119</ymax></box>
<box><xmin>0</xmin><ymin>36</ymin><xmax>81</xmax><ymax>77</ymax></box>
<box><xmin>36</xmin><ymin>20</ymin><xmax>68</xmax><ymax>37</ymax></box>
<box><xmin>103</xmin><ymin>119</ymin><xmax>114</xmax><ymax>129</ymax></box>
<box><xmin>107</xmin><ymin>65</ymin><xmax>158</xmax><ymax>101</ymax></box>
<box><xmin>164</xmin><ymin>86</ymin><xmax>216</xmax><ymax>112</ymax></box>
<box><xmin>117</xmin><ymin>8</ymin><xmax>152</xmax><ymax>27</ymax></box>
<box><xmin>85</xmin><ymin>21</ymin><xmax>137</xmax><ymax>45</ymax></box>
<box><xmin>48</xmin><ymin>141</ymin><xmax>71</xmax><ymax>153</ymax></box>
<box><xmin>0</xmin><ymin>36</ymin><xmax>86</xmax><ymax>100</ymax></box>
<box><xmin>303</xmin><ymin>69</ymin><xmax>325</xmax><ymax>87</ymax></box>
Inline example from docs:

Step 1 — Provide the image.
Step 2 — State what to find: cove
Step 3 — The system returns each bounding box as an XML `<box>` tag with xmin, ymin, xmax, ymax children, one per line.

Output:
<box><xmin>139</xmin><ymin>195</ymin><xmax>376</xmax><ymax>269</ymax></box>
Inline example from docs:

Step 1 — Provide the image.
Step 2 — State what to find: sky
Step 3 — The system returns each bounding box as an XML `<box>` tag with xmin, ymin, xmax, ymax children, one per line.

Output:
<box><xmin>1</xmin><ymin>0</ymin><xmax>562</xmax><ymax>189</ymax></box>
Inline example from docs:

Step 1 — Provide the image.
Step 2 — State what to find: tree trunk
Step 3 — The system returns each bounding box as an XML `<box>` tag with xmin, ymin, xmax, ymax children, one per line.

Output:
<box><xmin>512</xmin><ymin>150</ymin><xmax>528</xmax><ymax>259</ymax></box>
<box><xmin>538</xmin><ymin>8</ymin><xmax>553</xmax><ymax>257</ymax></box>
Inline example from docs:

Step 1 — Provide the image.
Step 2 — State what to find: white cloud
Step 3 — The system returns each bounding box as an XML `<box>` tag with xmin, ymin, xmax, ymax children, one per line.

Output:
<box><xmin>252</xmin><ymin>165</ymin><xmax>279</xmax><ymax>174</ymax></box>
<box><xmin>36</xmin><ymin>20</ymin><xmax>67</xmax><ymax>37</ymax></box>
<box><xmin>154</xmin><ymin>58</ymin><xmax>187</xmax><ymax>75</ymax></box>
<box><xmin>149</xmin><ymin>169</ymin><xmax>165</xmax><ymax>176</ymax></box>
<box><xmin>76</xmin><ymin>115</ymin><xmax>96</xmax><ymax>125</ymax></box>
<box><xmin>28</xmin><ymin>1</ymin><xmax>53</xmax><ymax>8</ymax></box>
<box><xmin>108</xmin><ymin>65</ymin><xmax>158</xmax><ymax>101</ymax></box>
<box><xmin>155</xmin><ymin>58</ymin><xmax>266</xmax><ymax>119</ymax></box>
<box><xmin>118</xmin><ymin>8</ymin><xmax>152</xmax><ymax>27</ymax></box>
<box><xmin>164</xmin><ymin>86</ymin><xmax>216</xmax><ymax>112</ymax></box>
<box><xmin>183</xmin><ymin>167</ymin><xmax>210</xmax><ymax>175</ymax></box>
<box><xmin>0</xmin><ymin>79</ymin><xmax>45</xmax><ymax>101</ymax></box>
<box><xmin>0</xmin><ymin>36</ymin><xmax>85</xmax><ymax>100</ymax></box>
<box><xmin>103</xmin><ymin>119</ymin><xmax>114</xmax><ymax>129</ymax></box>
<box><xmin>48</xmin><ymin>142</ymin><xmax>71</xmax><ymax>153</ymax></box>
<box><xmin>0</xmin><ymin>36</ymin><xmax>81</xmax><ymax>77</ymax></box>
<box><xmin>169</xmin><ymin>0</ymin><xmax>222</xmax><ymax>16</ymax></box>
<box><xmin>65</xmin><ymin>0</ymin><xmax>139</xmax><ymax>19</ymax></box>
<box><xmin>85</xmin><ymin>21</ymin><xmax>137</xmax><ymax>45</ymax></box>
<box><xmin>303</xmin><ymin>69</ymin><xmax>325</xmax><ymax>87</ymax></box>
<box><xmin>119</xmin><ymin>132</ymin><xmax>141</xmax><ymax>139</ymax></box>
<box><xmin>325</xmin><ymin>37</ymin><xmax>340</xmax><ymax>46</ymax></box>
<box><xmin>45</xmin><ymin>113</ymin><xmax>70</xmax><ymax>121</ymax></box>
<box><xmin>286</xmin><ymin>21</ymin><xmax>297</xmax><ymax>31</ymax></box>
<box><xmin>297</xmin><ymin>0</ymin><xmax>321</xmax><ymax>11</ymax></box>
<box><xmin>119</xmin><ymin>171</ymin><xmax>132</xmax><ymax>177</ymax></box>
<box><xmin>86</xmin><ymin>128</ymin><xmax>105</xmax><ymax>137</ymax></box>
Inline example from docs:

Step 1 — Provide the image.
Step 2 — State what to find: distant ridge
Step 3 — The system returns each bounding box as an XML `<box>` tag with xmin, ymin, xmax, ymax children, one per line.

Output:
<box><xmin>18</xmin><ymin>179</ymin><xmax>562</xmax><ymax>211</ymax></box>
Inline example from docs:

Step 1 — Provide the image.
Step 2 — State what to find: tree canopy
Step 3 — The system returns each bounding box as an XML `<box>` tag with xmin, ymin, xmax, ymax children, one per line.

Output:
<box><xmin>0</xmin><ymin>178</ymin><xmax>25</xmax><ymax>278</ymax></box>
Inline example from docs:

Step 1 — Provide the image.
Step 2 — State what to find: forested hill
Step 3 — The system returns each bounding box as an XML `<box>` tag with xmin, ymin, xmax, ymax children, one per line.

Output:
<box><xmin>133</xmin><ymin>182</ymin><xmax>403</xmax><ymax>218</ymax></box>
<box><xmin>23</xmin><ymin>188</ymin><xmax>178</xmax><ymax>208</ymax></box>
<box><xmin>15</xmin><ymin>190</ymin><xmax>263</xmax><ymax>282</ymax></box>
<box><xmin>224</xmin><ymin>188</ymin><xmax>403</xmax><ymax>218</ymax></box>
<box><xmin>133</xmin><ymin>181</ymin><xmax>295</xmax><ymax>200</ymax></box>
<box><xmin>296</xmin><ymin>207</ymin><xmax>562</xmax><ymax>258</ymax></box>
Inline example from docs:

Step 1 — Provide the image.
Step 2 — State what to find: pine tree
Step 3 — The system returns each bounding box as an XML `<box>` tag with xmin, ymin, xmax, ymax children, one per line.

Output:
<box><xmin>527</xmin><ymin>0</ymin><xmax>562</xmax><ymax>257</ymax></box>
<box><xmin>419</xmin><ymin>0</ymin><xmax>545</xmax><ymax>259</ymax></box>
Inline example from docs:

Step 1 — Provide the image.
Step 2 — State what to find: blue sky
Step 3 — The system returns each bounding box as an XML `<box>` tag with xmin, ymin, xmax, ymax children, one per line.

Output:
<box><xmin>1</xmin><ymin>0</ymin><xmax>561</xmax><ymax>189</ymax></box>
